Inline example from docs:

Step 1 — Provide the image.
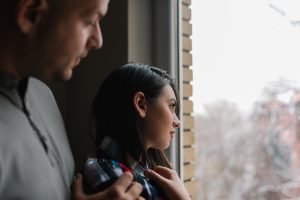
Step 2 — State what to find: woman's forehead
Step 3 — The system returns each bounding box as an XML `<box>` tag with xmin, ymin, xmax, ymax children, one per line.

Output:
<box><xmin>158</xmin><ymin>85</ymin><xmax>176</xmax><ymax>100</ymax></box>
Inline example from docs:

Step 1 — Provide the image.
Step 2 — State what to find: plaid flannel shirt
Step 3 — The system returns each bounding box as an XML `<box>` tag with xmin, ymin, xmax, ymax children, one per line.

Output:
<box><xmin>82</xmin><ymin>135</ymin><xmax>166</xmax><ymax>200</ymax></box>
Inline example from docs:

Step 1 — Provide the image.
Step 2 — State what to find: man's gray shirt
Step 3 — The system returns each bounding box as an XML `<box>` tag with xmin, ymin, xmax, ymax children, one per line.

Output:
<box><xmin>0</xmin><ymin>72</ymin><xmax>75</xmax><ymax>200</ymax></box>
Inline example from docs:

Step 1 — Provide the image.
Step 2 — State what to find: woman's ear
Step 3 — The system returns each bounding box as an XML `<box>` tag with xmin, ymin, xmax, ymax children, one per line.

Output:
<box><xmin>133</xmin><ymin>92</ymin><xmax>147</xmax><ymax>118</ymax></box>
<box><xmin>16</xmin><ymin>0</ymin><xmax>48</xmax><ymax>34</ymax></box>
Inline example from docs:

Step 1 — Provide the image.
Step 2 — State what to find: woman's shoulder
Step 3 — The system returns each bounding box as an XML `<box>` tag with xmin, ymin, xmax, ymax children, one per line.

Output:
<box><xmin>82</xmin><ymin>158</ymin><xmax>166</xmax><ymax>199</ymax></box>
<box><xmin>82</xmin><ymin>158</ymin><xmax>128</xmax><ymax>194</ymax></box>
<box><xmin>83</xmin><ymin>158</ymin><xmax>132</xmax><ymax>174</ymax></box>
<box><xmin>82</xmin><ymin>158</ymin><xmax>126</xmax><ymax>180</ymax></box>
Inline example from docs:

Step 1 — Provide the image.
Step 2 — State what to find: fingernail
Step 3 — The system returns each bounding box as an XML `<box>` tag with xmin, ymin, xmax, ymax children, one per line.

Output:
<box><xmin>144</xmin><ymin>169</ymin><xmax>151</xmax><ymax>175</ymax></box>
<box><xmin>73</xmin><ymin>173</ymin><xmax>80</xmax><ymax>181</ymax></box>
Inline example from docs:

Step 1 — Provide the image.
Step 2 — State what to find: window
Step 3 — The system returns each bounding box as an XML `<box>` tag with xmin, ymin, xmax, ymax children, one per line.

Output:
<box><xmin>192</xmin><ymin>0</ymin><xmax>300</xmax><ymax>199</ymax></box>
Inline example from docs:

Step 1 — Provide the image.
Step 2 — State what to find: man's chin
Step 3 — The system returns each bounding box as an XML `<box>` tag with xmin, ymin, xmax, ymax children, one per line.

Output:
<box><xmin>63</xmin><ymin>69</ymin><xmax>73</xmax><ymax>81</ymax></box>
<box><xmin>52</xmin><ymin>70</ymin><xmax>73</xmax><ymax>82</ymax></box>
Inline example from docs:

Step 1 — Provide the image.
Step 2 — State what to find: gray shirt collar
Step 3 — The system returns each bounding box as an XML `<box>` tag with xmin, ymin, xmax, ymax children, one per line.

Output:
<box><xmin>0</xmin><ymin>71</ymin><xmax>28</xmax><ymax>109</ymax></box>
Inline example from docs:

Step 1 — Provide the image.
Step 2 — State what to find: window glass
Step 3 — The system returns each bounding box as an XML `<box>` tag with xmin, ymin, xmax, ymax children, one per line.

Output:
<box><xmin>192</xmin><ymin>0</ymin><xmax>300</xmax><ymax>199</ymax></box>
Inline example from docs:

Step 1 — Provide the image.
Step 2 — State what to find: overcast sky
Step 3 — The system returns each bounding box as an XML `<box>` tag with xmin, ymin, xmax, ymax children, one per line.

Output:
<box><xmin>191</xmin><ymin>0</ymin><xmax>300</xmax><ymax>113</ymax></box>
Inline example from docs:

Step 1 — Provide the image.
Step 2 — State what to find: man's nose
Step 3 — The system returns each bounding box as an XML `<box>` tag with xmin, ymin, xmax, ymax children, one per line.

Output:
<box><xmin>88</xmin><ymin>23</ymin><xmax>103</xmax><ymax>50</ymax></box>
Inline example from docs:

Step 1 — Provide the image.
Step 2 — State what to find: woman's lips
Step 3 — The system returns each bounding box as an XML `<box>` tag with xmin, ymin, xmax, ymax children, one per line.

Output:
<box><xmin>170</xmin><ymin>131</ymin><xmax>175</xmax><ymax>138</ymax></box>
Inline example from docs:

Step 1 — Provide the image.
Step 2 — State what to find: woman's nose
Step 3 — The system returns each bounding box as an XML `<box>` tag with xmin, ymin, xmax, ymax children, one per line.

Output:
<box><xmin>173</xmin><ymin>115</ymin><xmax>180</xmax><ymax>128</ymax></box>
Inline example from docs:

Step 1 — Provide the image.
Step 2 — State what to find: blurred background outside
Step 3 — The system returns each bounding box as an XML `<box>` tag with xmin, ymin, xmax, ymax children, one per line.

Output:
<box><xmin>192</xmin><ymin>0</ymin><xmax>300</xmax><ymax>199</ymax></box>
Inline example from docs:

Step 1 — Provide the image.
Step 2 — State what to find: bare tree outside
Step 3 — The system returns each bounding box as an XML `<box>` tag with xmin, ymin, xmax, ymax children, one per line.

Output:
<box><xmin>195</xmin><ymin>79</ymin><xmax>300</xmax><ymax>199</ymax></box>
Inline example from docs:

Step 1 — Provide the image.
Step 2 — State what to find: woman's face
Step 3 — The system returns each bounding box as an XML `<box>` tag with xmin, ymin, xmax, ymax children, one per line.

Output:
<box><xmin>141</xmin><ymin>84</ymin><xmax>180</xmax><ymax>150</ymax></box>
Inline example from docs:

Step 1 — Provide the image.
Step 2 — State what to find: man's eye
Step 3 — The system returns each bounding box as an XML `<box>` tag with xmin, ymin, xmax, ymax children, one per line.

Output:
<box><xmin>86</xmin><ymin>19</ymin><xmax>98</xmax><ymax>26</ymax></box>
<box><xmin>90</xmin><ymin>21</ymin><xmax>97</xmax><ymax>26</ymax></box>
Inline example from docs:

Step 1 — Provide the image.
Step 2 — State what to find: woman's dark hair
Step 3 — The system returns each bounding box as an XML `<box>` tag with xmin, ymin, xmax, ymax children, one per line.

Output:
<box><xmin>92</xmin><ymin>63</ymin><xmax>179</xmax><ymax>169</ymax></box>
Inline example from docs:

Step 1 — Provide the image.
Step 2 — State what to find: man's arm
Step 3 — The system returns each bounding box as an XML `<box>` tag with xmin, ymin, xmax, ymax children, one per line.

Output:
<box><xmin>72</xmin><ymin>172</ymin><xmax>144</xmax><ymax>200</ymax></box>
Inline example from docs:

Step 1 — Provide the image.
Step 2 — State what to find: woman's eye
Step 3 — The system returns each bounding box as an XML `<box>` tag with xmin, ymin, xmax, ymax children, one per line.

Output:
<box><xmin>170</xmin><ymin>104</ymin><xmax>176</xmax><ymax>110</ymax></box>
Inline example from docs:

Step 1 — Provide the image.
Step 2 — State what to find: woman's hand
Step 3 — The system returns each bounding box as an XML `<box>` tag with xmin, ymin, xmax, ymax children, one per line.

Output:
<box><xmin>146</xmin><ymin>166</ymin><xmax>191</xmax><ymax>200</ymax></box>
<box><xmin>72</xmin><ymin>172</ymin><xmax>145</xmax><ymax>200</ymax></box>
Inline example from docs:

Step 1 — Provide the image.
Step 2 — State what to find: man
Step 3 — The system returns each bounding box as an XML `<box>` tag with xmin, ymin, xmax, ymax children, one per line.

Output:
<box><xmin>0</xmin><ymin>0</ymin><xmax>143</xmax><ymax>199</ymax></box>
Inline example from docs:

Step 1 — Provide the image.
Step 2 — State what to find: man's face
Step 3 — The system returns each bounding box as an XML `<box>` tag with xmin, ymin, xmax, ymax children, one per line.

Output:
<box><xmin>24</xmin><ymin>0</ymin><xmax>109</xmax><ymax>81</ymax></box>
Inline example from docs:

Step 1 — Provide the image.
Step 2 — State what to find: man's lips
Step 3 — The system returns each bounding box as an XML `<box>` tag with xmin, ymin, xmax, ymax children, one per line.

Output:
<box><xmin>75</xmin><ymin>53</ymin><xmax>88</xmax><ymax>65</ymax></box>
<box><xmin>80</xmin><ymin>52</ymin><xmax>88</xmax><ymax>59</ymax></box>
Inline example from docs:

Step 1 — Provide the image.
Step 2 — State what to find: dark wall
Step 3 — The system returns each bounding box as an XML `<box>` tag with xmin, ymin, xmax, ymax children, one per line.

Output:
<box><xmin>50</xmin><ymin>0</ymin><xmax>128</xmax><ymax>171</ymax></box>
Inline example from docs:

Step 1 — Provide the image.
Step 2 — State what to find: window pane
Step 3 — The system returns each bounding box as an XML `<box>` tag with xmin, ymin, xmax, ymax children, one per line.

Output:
<box><xmin>192</xmin><ymin>0</ymin><xmax>300</xmax><ymax>199</ymax></box>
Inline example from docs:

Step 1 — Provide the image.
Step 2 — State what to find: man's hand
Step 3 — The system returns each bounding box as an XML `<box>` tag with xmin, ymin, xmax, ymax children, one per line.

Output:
<box><xmin>72</xmin><ymin>172</ymin><xmax>145</xmax><ymax>200</ymax></box>
<box><xmin>146</xmin><ymin>166</ymin><xmax>191</xmax><ymax>200</ymax></box>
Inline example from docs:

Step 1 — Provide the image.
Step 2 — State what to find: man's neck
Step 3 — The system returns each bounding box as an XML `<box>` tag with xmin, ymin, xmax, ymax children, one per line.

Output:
<box><xmin>0</xmin><ymin>54</ymin><xmax>22</xmax><ymax>81</ymax></box>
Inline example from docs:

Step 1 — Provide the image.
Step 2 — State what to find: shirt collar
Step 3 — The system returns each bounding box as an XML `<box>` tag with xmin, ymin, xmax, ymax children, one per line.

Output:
<box><xmin>99</xmin><ymin>135</ymin><xmax>147</xmax><ymax>175</ymax></box>
<box><xmin>0</xmin><ymin>71</ymin><xmax>28</xmax><ymax>109</ymax></box>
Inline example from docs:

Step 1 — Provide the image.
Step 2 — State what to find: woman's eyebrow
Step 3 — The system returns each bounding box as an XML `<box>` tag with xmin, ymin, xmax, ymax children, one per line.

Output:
<box><xmin>168</xmin><ymin>98</ymin><xmax>177</xmax><ymax>103</ymax></box>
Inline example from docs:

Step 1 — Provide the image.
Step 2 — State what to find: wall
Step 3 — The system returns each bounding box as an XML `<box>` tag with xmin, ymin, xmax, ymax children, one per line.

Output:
<box><xmin>181</xmin><ymin>0</ymin><xmax>197</xmax><ymax>199</ymax></box>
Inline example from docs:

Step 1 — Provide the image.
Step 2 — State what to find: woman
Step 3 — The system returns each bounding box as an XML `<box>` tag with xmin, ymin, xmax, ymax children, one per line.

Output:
<box><xmin>82</xmin><ymin>63</ymin><xmax>190</xmax><ymax>200</ymax></box>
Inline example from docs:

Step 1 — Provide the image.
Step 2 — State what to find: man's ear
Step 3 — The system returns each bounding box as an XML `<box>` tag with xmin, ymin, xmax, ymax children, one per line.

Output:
<box><xmin>16</xmin><ymin>0</ymin><xmax>48</xmax><ymax>34</ymax></box>
<box><xmin>133</xmin><ymin>92</ymin><xmax>147</xmax><ymax>118</ymax></box>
